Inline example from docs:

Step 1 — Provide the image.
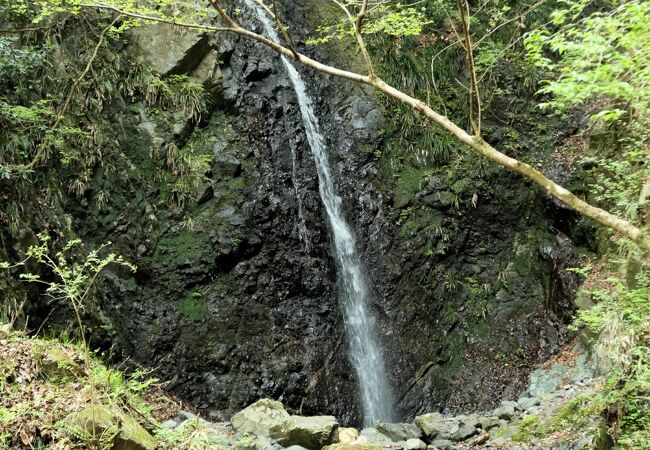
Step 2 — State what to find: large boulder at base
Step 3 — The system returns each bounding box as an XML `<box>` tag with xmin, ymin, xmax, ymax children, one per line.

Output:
<box><xmin>270</xmin><ymin>415</ymin><xmax>339</xmax><ymax>450</ymax></box>
<box><xmin>357</xmin><ymin>427</ymin><xmax>393</xmax><ymax>446</ymax></box>
<box><xmin>231</xmin><ymin>398</ymin><xmax>290</xmax><ymax>440</ymax></box>
<box><xmin>72</xmin><ymin>405</ymin><xmax>156</xmax><ymax>450</ymax></box>
<box><xmin>414</xmin><ymin>413</ymin><xmax>459</xmax><ymax>440</ymax></box>
<box><xmin>337</xmin><ymin>427</ymin><xmax>360</xmax><ymax>444</ymax></box>
<box><xmin>375</xmin><ymin>422</ymin><xmax>422</xmax><ymax>441</ymax></box>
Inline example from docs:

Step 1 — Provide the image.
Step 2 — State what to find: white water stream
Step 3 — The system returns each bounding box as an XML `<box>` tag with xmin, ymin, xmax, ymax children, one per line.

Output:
<box><xmin>245</xmin><ymin>1</ymin><xmax>393</xmax><ymax>425</ymax></box>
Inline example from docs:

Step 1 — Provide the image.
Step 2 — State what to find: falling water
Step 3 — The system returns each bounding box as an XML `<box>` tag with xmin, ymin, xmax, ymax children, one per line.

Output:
<box><xmin>245</xmin><ymin>0</ymin><xmax>393</xmax><ymax>426</ymax></box>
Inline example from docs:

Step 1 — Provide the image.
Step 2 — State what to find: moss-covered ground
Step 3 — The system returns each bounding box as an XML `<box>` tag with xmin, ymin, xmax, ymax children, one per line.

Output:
<box><xmin>0</xmin><ymin>325</ymin><xmax>237</xmax><ymax>449</ymax></box>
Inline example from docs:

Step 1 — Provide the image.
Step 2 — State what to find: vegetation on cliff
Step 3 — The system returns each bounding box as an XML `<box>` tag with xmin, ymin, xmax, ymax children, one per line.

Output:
<box><xmin>8</xmin><ymin>0</ymin><xmax>648</xmax><ymax>251</ymax></box>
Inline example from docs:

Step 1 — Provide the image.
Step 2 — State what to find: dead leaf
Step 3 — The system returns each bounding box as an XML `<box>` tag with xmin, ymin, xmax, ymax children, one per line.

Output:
<box><xmin>19</xmin><ymin>429</ymin><xmax>33</xmax><ymax>445</ymax></box>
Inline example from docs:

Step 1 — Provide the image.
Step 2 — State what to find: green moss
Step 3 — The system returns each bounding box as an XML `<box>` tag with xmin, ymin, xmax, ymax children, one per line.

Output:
<box><xmin>212</xmin><ymin>274</ymin><xmax>234</xmax><ymax>294</ymax></box>
<box><xmin>398</xmin><ymin>207</ymin><xmax>442</xmax><ymax>237</ymax></box>
<box><xmin>226</xmin><ymin>176</ymin><xmax>246</xmax><ymax>191</ymax></box>
<box><xmin>154</xmin><ymin>230</ymin><xmax>208</xmax><ymax>266</ymax></box>
<box><xmin>442</xmin><ymin>303</ymin><xmax>459</xmax><ymax>325</ymax></box>
<box><xmin>394</xmin><ymin>167</ymin><xmax>432</xmax><ymax>208</ymax></box>
<box><xmin>179</xmin><ymin>291</ymin><xmax>208</xmax><ymax>321</ymax></box>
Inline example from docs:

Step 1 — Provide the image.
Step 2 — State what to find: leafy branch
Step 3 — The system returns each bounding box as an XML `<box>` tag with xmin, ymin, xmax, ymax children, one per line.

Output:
<box><xmin>0</xmin><ymin>233</ymin><xmax>136</xmax><ymax>347</ymax></box>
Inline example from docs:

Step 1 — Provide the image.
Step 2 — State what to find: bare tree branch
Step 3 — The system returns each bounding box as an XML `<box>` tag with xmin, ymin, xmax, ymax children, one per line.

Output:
<box><xmin>206</xmin><ymin>0</ymin><xmax>238</xmax><ymax>28</ymax></box>
<box><xmin>8</xmin><ymin>1</ymin><xmax>649</xmax><ymax>252</ymax></box>
<box><xmin>258</xmin><ymin>0</ymin><xmax>299</xmax><ymax>57</ymax></box>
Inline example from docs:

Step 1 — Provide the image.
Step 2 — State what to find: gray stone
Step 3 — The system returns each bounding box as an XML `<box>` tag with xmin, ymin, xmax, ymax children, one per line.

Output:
<box><xmin>375</xmin><ymin>421</ymin><xmax>422</xmax><ymax>441</ymax></box>
<box><xmin>405</xmin><ymin>438</ymin><xmax>427</xmax><ymax>449</ymax></box>
<box><xmin>189</xmin><ymin>50</ymin><xmax>222</xmax><ymax>87</ymax></box>
<box><xmin>478</xmin><ymin>416</ymin><xmax>500</xmax><ymax>430</ymax></box>
<box><xmin>358</xmin><ymin>427</ymin><xmax>394</xmax><ymax>445</ymax></box>
<box><xmin>161</xmin><ymin>419</ymin><xmax>178</xmax><ymax>429</ymax></box>
<box><xmin>451</xmin><ymin>423</ymin><xmax>478</xmax><ymax>442</ymax></box>
<box><xmin>214</xmin><ymin>152</ymin><xmax>242</xmax><ymax>177</ymax></box>
<box><xmin>129</xmin><ymin>23</ymin><xmax>210</xmax><ymax>75</ymax></box>
<box><xmin>221</xmin><ymin>66</ymin><xmax>240</xmax><ymax>101</ymax></box>
<box><xmin>526</xmin><ymin>406</ymin><xmax>544</xmax><ymax>416</ymax></box>
<box><xmin>172</xmin><ymin>111</ymin><xmax>188</xmax><ymax>135</ymax></box>
<box><xmin>430</xmin><ymin>438</ymin><xmax>456</xmax><ymax>450</ymax></box>
<box><xmin>569</xmin><ymin>354</ymin><xmax>594</xmax><ymax>383</ymax></box>
<box><xmin>525</xmin><ymin>364</ymin><xmax>570</xmax><ymax>398</ymax></box>
<box><xmin>285</xmin><ymin>446</ymin><xmax>310</xmax><ymax>450</ymax></box>
<box><xmin>503</xmin><ymin>400</ymin><xmax>521</xmax><ymax>411</ymax></box>
<box><xmin>231</xmin><ymin>398</ymin><xmax>290</xmax><ymax>440</ymax></box>
<box><xmin>457</xmin><ymin>414</ymin><xmax>481</xmax><ymax>429</ymax></box>
<box><xmin>243</xmin><ymin>59</ymin><xmax>274</xmax><ymax>81</ymax></box>
<box><xmin>414</xmin><ymin>412</ymin><xmax>459</xmax><ymax>439</ymax></box>
<box><xmin>517</xmin><ymin>397</ymin><xmax>541</xmax><ymax>410</ymax></box>
<box><xmin>270</xmin><ymin>415</ymin><xmax>338</xmax><ymax>450</ymax></box>
<box><xmin>493</xmin><ymin>403</ymin><xmax>516</xmax><ymax>420</ymax></box>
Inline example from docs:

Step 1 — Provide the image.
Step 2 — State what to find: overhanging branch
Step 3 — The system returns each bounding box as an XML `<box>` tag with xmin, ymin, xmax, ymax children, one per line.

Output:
<box><xmin>10</xmin><ymin>0</ymin><xmax>649</xmax><ymax>252</ymax></box>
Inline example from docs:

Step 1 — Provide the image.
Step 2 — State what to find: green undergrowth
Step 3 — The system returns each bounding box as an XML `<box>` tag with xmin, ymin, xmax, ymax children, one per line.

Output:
<box><xmin>504</xmin><ymin>255</ymin><xmax>650</xmax><ymax>449</ymax></box>
<box><xmin>0</xmin><ymin>326</ymin><xmax>234</xmax><ymax>449</ymax></box>
<box><xmin>569</xmin><ymin>271</ymin><xmax>650</xmax><ymax>449</ymax></box>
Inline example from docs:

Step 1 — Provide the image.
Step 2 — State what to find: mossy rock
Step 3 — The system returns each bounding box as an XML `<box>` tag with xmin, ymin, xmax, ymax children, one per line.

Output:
<box><xmin>0</xmin><ymin>323</ymin><xmax>12</xmax><ymax>338</ymax></box>
<box><xmin>38</xmin><ymin>346</ymin><xmax>81</xmax><ymax>379</ymax></box>
<box><xmin>72</xmin><ymin>404</ymin><xmax>157</xmax><ymax>450</ymax></box>
<box><xmin>179</xmin><ymin>292</ymin><xmax>209</xmax><ymax>321</ymax></box>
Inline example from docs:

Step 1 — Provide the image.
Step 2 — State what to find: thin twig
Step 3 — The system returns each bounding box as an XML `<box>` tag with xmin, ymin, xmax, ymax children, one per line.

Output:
<box><xmin>457</xmin><ymin>0</ymin><xmax>481</xmax><ymax>135</ymax></box>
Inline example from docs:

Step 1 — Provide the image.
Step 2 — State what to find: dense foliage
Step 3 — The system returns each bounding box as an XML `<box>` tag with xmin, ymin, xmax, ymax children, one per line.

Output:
<box><xmin>522</xmin><ymin>0</ymin><xmax>649</xmax><ymax>446</ymax></box>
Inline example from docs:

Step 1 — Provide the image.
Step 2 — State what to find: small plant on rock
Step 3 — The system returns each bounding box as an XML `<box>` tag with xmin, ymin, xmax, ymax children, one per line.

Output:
<box><xmin>0</xmin><ymin>233</ymin><xmax>135</xmax><ymax>347</ymax></box>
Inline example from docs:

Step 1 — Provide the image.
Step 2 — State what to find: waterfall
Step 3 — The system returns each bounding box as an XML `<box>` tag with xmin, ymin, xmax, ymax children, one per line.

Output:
<box><xmin>245</xmin><ymin>0</ymin><xmax>393</xmax><ymax>426</ymax></box>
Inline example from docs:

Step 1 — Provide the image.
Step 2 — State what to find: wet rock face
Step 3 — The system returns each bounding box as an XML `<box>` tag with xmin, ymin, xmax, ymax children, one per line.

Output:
<box><xmin>65</xmin><ymin>0</ymin><xmax>580</xmax><ymax>426</ymax></box>
<box><xmin>79</xmin><ymin>4</ymin><xmax>364</xmax><ymax>425</ymax></box>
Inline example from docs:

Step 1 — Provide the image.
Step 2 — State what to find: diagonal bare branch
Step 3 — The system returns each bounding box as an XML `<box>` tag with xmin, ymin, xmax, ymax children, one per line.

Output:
<box><xmin>7</xmin><ymin>0</ymin><xmax>649</xmax><ymax>252</ymax></box>
<box><xmin>329</xmin><ymin>0</ymin><xmax>376</xmax><ymax>77</ymax></box>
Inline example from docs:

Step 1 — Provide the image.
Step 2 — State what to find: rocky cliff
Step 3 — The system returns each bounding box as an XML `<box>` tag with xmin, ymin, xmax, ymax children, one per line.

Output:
<box><xmin>1</xmin><ymin>0</ymin><xmax>582</xmax><ymax>426</ymax></box>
